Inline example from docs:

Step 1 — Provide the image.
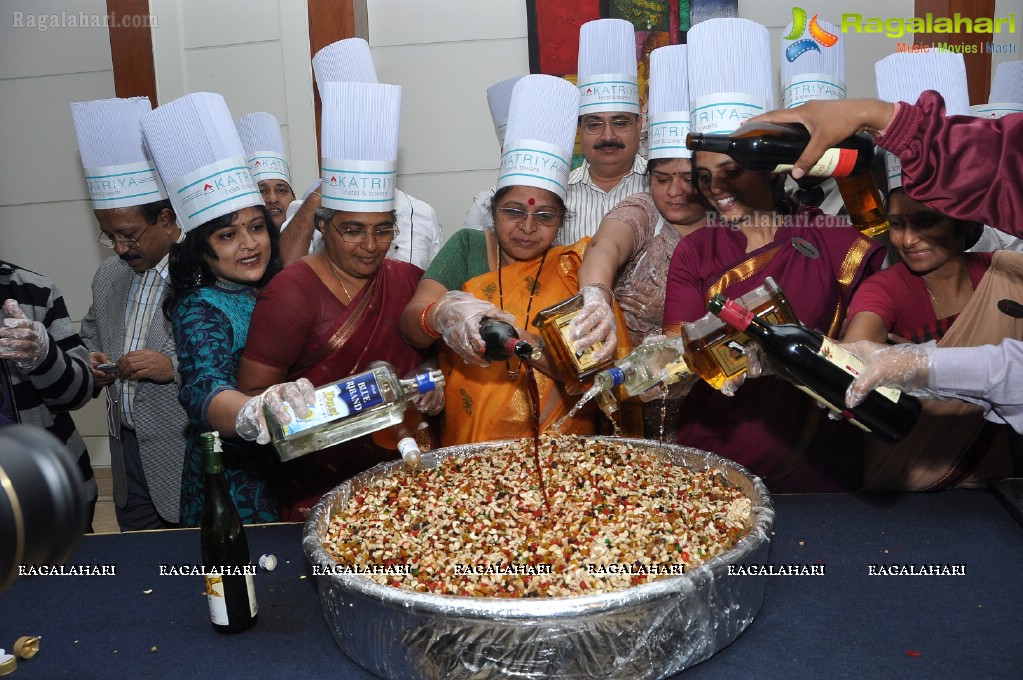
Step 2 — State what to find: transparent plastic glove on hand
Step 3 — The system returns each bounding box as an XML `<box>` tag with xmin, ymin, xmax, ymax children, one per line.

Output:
<box><xmin>615</xmin><ymin>281</ymin><xmax>665</xmax><ymax>337</ymax></box>
<box><xmin>235</xmin><ymin>378</ymin><xmax>316</xmax><ymax>444</ymax></box>
<box><xmin>0</xmin><ymin>299</ymin><xmax>49</xmax><ymax>372</ymax></box>
<box><xmin>570</xmin><ymin>285</ymin><xmax>617</xmax><ymax>363</ymax></box>
<box><xmin>842</xmin><ymin>341</ymin><xmax>935</xmax><ymax>408</ymax></box>
<box><xmin>407</xmin><ymin>362</ymin><xmax>444</xmax><ymax>415</ymax></box>
<box><xmin>431</xmin><ymin>290</ymin><xmax>514</xmax><ymax>366</ymax></box>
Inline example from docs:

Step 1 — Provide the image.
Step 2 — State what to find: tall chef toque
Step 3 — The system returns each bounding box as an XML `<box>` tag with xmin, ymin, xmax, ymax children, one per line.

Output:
<box><xmin>497</xmin><ymin>75</ymin><xmax>580</xmax><ymax>201</ymax></box>
<box><xmin>687</xmin><ymin>18</ymin><xmax>774</xmax><ymax>134</ymax></box>
<box><xmin>577</xmin><ymin>19</ymin><xmax>639</xmax><ymax>116</ymax></box>
<box><xmin>875</xmin><ymin>52</ymin><xmax>969</xmax><ymax>190</ymax></box>
<box><xmin>140</xmin><ymin>92</ymin><xmax>262</xmax><ymax>232</ymax></box>
<box><xmin>647</xmin><ymin>44</ymin><xmax>691</xmax><ymax>159</ymax></box>
<box><xmin>319</xmin><ymin>81</ymin><xmax>401</xmax><ymax>212</ymax></box>
<box><xmin>971</xmin><ymin>60</ymin><xmax>1023</xmax><ymax>119</ymax></box>
<box><xmin>70</xmin><ymin>97</ymin><xmax>168</xmax><ymax>209</ymax></box>
<box><xmin>312</xmin><ymin>37</ymin><xmax>377</xmax><ymax>88</ymax></box>
<box><xmin>236</xmin><ymin>112</ymin><xmax>291</xmax><ymax>185</ymax></box>
<box><xmin>487</xmin><ymin>76</ymin><xmax>525</xmax><ymax>147</ymax></box>
<box><xmin>780</xmin><ymin>16</ymin><xmax>845</xmax><ymax>108</ymax></box>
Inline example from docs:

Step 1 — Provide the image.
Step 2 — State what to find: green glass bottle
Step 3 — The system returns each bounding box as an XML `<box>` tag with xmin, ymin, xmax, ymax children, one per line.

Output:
<box><xmin>200</xmin><ymin>432</ymin><xmax>258</xmax><ymax>633</ymax></box>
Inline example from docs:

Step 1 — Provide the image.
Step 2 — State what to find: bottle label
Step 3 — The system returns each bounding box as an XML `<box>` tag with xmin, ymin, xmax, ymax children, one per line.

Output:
<box><xmin>551</xmin><ymin>307</ymin><xmax>604</xmax><ymax>373</ymax></box>
<box><xmin>278</xmin><ymin>372</ymin><xmax>385</xmax><ymax>437</ymax></box>
<box><xmin>205</xmin><ymin>573</ymin><xmax>258</xmax><ymax>625</ymax></box>
<box><xmin>772</xmin><ymin>148</ymin><xmax>858</xmax><ymax>178</ymax></box>
<box><xmin>818</xmin><ymin>338</ymin><xmax>901</xmax><ymax>403</ymax></box>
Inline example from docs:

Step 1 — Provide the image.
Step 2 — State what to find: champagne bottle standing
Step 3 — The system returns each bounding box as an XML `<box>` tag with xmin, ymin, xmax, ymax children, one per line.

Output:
<box><xmin>707</xmin><ymin>295</ymin><xmax>922</xmax><ymax>443</ymax></box>
<box><xmin>479</xmin><ymin>317</ymin><xmax>540</xmax><ymax>361</ymax></box>
<box><xmin>200</xmin><ymin>432</ymin><xmax>257</xmax><ymax>634</ymax></box>
<box><xmin>686</xmin><ymin>122</ymin><xmax>874</xmax><ymax>178</ymax></box>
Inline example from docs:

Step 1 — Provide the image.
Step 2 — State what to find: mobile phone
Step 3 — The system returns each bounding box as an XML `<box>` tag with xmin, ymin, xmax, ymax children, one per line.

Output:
<box><xmin>97</xmin><ymin>363</ymin><xmax>118</xmax><ymax>373</ymax></box>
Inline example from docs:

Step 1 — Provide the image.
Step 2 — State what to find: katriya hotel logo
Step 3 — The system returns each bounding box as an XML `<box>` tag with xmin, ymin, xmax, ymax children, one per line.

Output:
<box><xmin>784</xmin><ymin>8</ymin><xmax>838</xmax><ymax>62</ymax></box>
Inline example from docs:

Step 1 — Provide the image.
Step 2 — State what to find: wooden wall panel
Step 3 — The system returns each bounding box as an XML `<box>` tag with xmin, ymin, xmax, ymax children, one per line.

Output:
<box><xmin>914</xmin><ymin>0</ymin><xmax>996</xmax><ymax>103</ymax></box>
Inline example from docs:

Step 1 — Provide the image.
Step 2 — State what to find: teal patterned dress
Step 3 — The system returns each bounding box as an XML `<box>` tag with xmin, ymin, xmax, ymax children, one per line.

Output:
<box><xmin>173</xmin><ymin>281</ymin><xmax>279</xmax><ymax>526</ymax></box>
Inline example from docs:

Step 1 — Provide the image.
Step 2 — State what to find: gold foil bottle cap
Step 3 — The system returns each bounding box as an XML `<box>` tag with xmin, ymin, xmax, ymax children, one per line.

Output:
<box><xmin>13</xmin><ymin>636</ymin><xmax>40</xmax><ymax>660</ymax></box>
<box><xmin>0</xmin><ymin>651</ymin><xmax>16</xmax><ymax>676</ymax></box>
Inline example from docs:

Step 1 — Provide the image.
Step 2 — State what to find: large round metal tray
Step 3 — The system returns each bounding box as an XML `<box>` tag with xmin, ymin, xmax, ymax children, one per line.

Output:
<box><xmin>302</xmin><ymin>437</ymin><xmax>774</xmax><ymax>679</ymax></box>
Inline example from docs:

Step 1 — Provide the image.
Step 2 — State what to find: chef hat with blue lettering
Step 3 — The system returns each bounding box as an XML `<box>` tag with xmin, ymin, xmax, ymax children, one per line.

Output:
<box><xmin>140</xmin><ymin>92</ymin><xmax>262</xmax><ymax>232</ymax></box>
<box><xmin>687</xmin><ymin>18</ymin><xmax>774</xmax><ymax>134</ymax></box>
<box><xmin>70</xmin><ymin>97</ymin><xmax>168</xmax><ymax>210</ymax></box>
<box><xmin>647</xmin><ymin>45</ymin><xmax>690</xmax><ymax>159</ymax></box>
<box><xmin>780</xmin><ymin>16</ymin><xmax>846</xmax><ymax>108</ymax></box>
<box><xmin>236</xmin><ymin>112</ymin><xmax>291</xmax><ymax>186</ymax></box>
<box><xmin>497</xmin><ymin>75</ymin><xmax>580</xmax><ymax>201</ymax></box>
<box><xmin>875</xmin><ymin>52</ymin><xmax>969</xmax><ymax>190</ymax></box>
<box><xmin>320</xmin><ymin>81</ymin><xmax>401</xmax><ymax>212</ymax></box>
<box><xmin>312</xmin><ymin>37</ymin><xmax>378</xmax><ymax>90</ymax></box>
<box><xmin>972</xmin><ymin>60</ymin><xmax>1023</xmax><ymax>119</ymax></box>
<box><xmin>577</xmin><ymin>19</ymin><xmax>639</xmax><ymax>115</ymax></box>
<box><xmin>487</xmin><ymin>76</ymin><xmax>524</xmax><ymax>147</ymax></box>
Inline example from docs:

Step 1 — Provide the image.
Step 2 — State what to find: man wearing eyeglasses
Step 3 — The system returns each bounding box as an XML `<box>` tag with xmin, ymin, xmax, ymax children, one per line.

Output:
<box><xmin>78</xmin><ymin>199</ymin><xmax>189</xmax><ymax>531</ymax></box>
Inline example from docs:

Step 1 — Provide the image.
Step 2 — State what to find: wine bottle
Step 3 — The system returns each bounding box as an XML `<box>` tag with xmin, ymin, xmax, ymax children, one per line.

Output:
<box><xmin>593</xmin><ymin>336</ymin><xmax>692</xmax><ymax>397</ymax></box>
<box><xmin>200</xmin><ymin>432</ymin><xmax>257</xmax><ymax>634</ymax></box>
<box><xmin>686</xmin><ymin>122</ymin><xmax>874</xmax><ymax>178</ymax></box>
<box><xmin>707</xmin><ymin>295</ymin><xmax>921</xmax><ymax>443</ymax></box>
<box><xmin>266</xmin><ymin>361</ymin><xmax>444</xmax><ymax>461</ymax></box>
<box><xmin>479</xmin><ymin>317</ymin><xmax>540</xmax><ymax>361</ymax></box>
<box><xmin>835</xmin><ymin>174</ymin><xmax>891</xmax><ymax>238</ymax></box>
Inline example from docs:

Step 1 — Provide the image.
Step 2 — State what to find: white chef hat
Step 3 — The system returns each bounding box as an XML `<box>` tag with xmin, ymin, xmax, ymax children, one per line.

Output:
<box><xmin>687</xmin><ymin>18</ymin><xmax>774</xmax><ymax>134</ymax></box>
<box><xmin>971</xmin><ymin>60</ymin><xmax>1023</xmax><ymax>119</ymax></box>
<box><xmin>875</xmin><ymin>52</ymin><xmax>970</xmax><ymax>190</ymax></box>
<box><xmin>497</xmin><ymin>75</ymin><xmax>580</xmax><ymax>201</ymax></box>
<box><xmin>140</xmin><ymin>92</ymin><xmax>262</xmax><ymax>232</ymax></box>
<box><xmin>236</xmin><ymin>112</ymin><xmax>291</xmax><ymax>185</ymax></box>
<box><xmin>780</xmin><ymin>16</ymin><xmax>846</xmax><ymax>108</ymax></box>
<box><xmin>647</xmin><ymin>45</ymin><xmax>691</xmax><ymax>159</ymax></box>
<box><xmin>70</xmin><ymin>97</ymin><xmax>168</xmax><ymax>209</ymax></box>
<box><xmin>577</xmin><ymin>19</ymin><xmax>639</xmax><ymax>116</ymax></box>
<box><xmin>320</xmin><ymin>81</ymin><xmax>401</xmax><ymax>212</ymax></box>
<box><xmin>487</xmin><ymin>76</ymin><xmax>524</xmax><ymax>147</ymax></box>
<box><xmin>312</xmin><ymin>37</ymin><xmax>377</xmax><ymax>90</ymax></box>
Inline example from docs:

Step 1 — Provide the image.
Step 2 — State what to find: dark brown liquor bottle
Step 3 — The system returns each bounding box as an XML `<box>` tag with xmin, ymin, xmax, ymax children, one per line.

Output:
<box><xmin>200</xmin><ymin>432</ymin><xmax>258</xmax><ymax>633</ymax></box>
<box><xmin>686</xmin><ymin>122</ymin><xmax>874</xmax><ymax>178</ymax></box>
<box><xmin>708</xmin><ymin>296</ymin><xmax>921</xmax><ymax>443</ymax></box>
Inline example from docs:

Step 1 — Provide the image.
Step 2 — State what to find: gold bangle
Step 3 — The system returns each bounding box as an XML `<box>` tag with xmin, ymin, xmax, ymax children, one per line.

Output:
<box><xmin>420</xmin><ymin>302</ymin><xmax>441</xmax><ymax>339</ymax></box>
<box><xmin>589</xmin><ymin>282</ymin><xmax>616</xmax><ymax>305</ymax></box>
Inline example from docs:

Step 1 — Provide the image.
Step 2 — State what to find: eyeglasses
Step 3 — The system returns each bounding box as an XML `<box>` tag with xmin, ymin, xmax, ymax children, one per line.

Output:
<box><xmin>333</xmin><ymin>225</ymin><xmax>399</xmax><ymax>243</ymax></box>
<box><xmin>97</xmin><ymin>221</ymin><xmax>153</xmax><ymax>250</ymax></box>
<box><xmin>496</xmin><ymin>207</ymin><xmax>561</xmax><ymax>228</ymax></box>
<box><xmin>580</xmin><ymin>117</ymin><xmax>636</xmax><ymax>135</ymax></box>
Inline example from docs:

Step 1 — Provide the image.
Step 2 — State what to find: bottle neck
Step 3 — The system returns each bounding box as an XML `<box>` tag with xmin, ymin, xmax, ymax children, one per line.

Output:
<box><xmin>687</xmin><ymin>133</ymin><xmax>731</xmax><ymax>155</ymax></box>
<box><xmin>712</xmin><ymin>298</ymin><xmax>770</xmax><ymax>340</ymax></box>
<box><xmin>201</xmin><ymin>434</ymin><xmax>224</xmax><ymax>474</ymax></box>
<box><xmin>401</xmin><ymin>369</ymin><xmax>443</xmax><ymax>397</ymax></box>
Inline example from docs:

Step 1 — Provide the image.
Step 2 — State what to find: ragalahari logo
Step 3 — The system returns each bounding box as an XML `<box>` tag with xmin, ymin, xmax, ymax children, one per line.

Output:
<box><xmin>784</xmin><ymin>7</ymin><xmax>838</xmax><ymax>62</ymax></box>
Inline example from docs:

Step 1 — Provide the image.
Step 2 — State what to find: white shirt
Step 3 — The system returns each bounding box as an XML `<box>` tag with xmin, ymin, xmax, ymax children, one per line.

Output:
<box><xmin>281</xmin><ymin>188</ymin><xmax>443</xmax><ymax>270</ymax></box>
<box><xmin>559</xmin><ymin>155</ymin><xmax>649</xmax><ymax>245</ymax></box>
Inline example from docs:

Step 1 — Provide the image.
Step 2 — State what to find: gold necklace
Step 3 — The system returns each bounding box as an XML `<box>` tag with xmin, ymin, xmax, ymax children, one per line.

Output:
<box><xmin>325</xmin><ymin>256</ymin><xmax>353</xmax><ymax>302</ymax></box>
<box><xmin>497</xmin><ymin>243</ymin><xmax>549</xmax><ymax>380</ymax></box>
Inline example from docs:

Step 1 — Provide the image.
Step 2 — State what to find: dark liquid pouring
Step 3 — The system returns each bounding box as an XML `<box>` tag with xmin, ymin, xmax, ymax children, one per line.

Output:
<box><xmin>522</xmin><ymin>363</ymin><xmax>551</xmax><ymax>514</ymax></box>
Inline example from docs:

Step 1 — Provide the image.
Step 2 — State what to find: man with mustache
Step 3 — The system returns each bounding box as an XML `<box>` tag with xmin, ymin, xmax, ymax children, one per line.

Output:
<box><xmin>72</xmin><ymin>98</ymin><xmax>189</xmax><ymax>531</ymax></box>
<box><xmin>559</xmin><ymin>19</ymin><xmax>650</xmax><ymax>245</ymax></box>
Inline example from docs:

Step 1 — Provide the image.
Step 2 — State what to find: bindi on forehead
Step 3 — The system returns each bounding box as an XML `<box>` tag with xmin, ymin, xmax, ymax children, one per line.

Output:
<box><xmin>527</xmin><ymin>198</ymin><xmax>535</xmax><ymax>206</ymax></box>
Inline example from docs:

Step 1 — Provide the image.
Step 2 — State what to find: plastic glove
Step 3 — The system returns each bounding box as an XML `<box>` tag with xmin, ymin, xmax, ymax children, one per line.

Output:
<box><xmin>407</xmin><ymin>361</ymin><xmax>444</xmax><ymax>416</ymax></box>
<box><xmin>570</xmin><ymin>285</ymin><xmax>617</xmax><ymax>363</ymax></box>
<box><xmin>0</xmin><ymin>300</ymin><xmax>50</xmax><ymax>372</ymax></box>
<box><xmin>235</xmin><ymin>378</ymin><xmax>316</xmax><ymax>444</ymax></box>
<box><xmin>841</xmin><ymin>341</ymin><xmax>935</xmax><ymax>408</ymax></box>
<box><xmin>430</xmin><ymin>290</ymin><xmax>514</xmax><ymax>366</ymax></box>
<box><xmin>615</xmin><ymin>281</ymin><xmax>664</xmax><ymax>338</ymax></box>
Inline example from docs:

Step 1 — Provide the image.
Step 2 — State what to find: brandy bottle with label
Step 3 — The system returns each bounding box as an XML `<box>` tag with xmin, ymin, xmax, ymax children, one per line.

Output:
<box><xmin>686</xmin><ymin>122</ymin><xmax>874</xmax><ymax>178</ymax></box>
<box><xmin>533</xmin><ymin>294</ymin><xmax>617</xmax><ymax>394</ymax></box>
<box><xmin>200</xmin><ymin>432</ymin><xmax>257</xmax><ymax>634</ymax></box>
<box><xmin>266</xmin><ymin>361</ymin><xmax>444</xmax><ymax>461</ymax></box>
<box><xmin>708</xmin><ymin>295</ymin><xmax>921</xmax><ymax>443</ymax></box>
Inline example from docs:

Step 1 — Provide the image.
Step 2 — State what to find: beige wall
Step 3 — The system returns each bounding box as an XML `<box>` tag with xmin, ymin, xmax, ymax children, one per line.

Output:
<box><xmin>1</xmin><ymin>0</ymin><xmax>1017</xmax><ymax>466</ymax></box>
